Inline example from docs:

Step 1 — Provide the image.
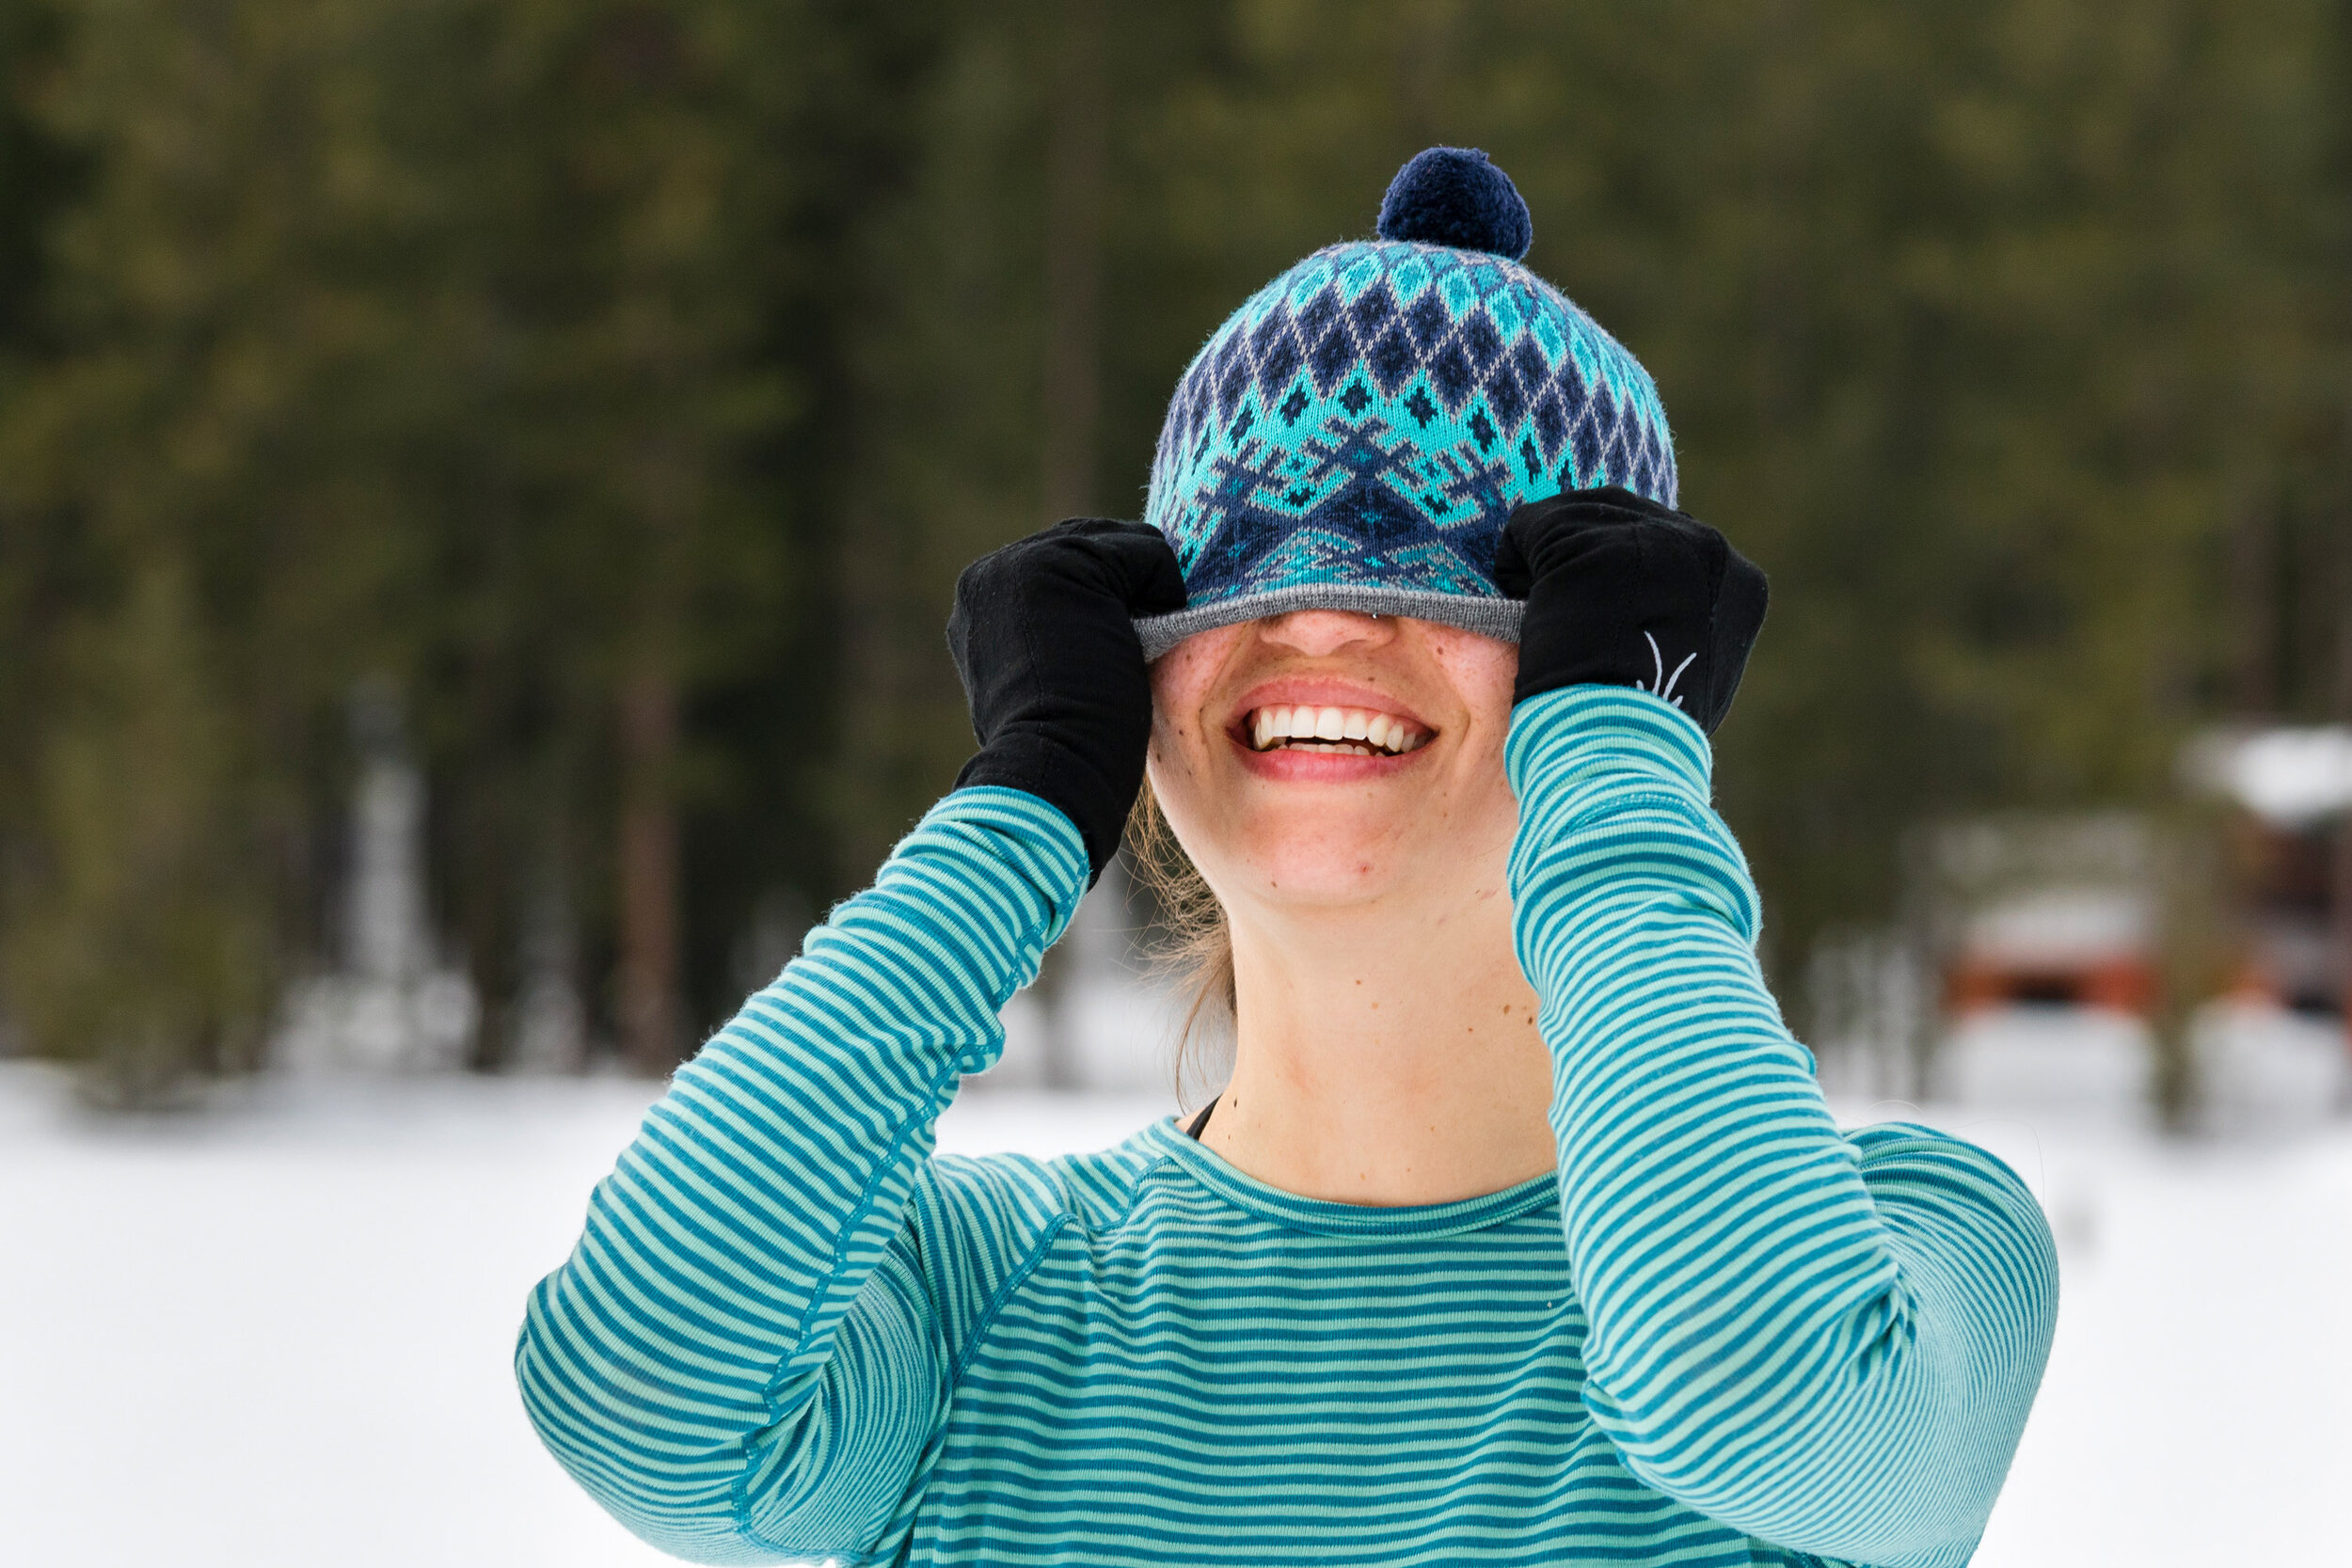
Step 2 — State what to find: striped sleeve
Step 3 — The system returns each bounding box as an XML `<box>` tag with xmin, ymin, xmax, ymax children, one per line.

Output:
<box><xmin>1506</xmin><ymin>687</ymin><xmax>2058</xmax><ymax>1568</ymax></box>
<box><xmin>514</xmin><ymin>786</ymin><xmax>1089</xmax><ymax>1565</ymax></box>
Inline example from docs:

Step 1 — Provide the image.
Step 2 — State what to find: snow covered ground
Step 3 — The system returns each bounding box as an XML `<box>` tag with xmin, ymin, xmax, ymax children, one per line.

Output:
<box><xmin>3</xmin><ymin>1058</ymin><xmax>2347</xmax><ymax>1566</ymax></box>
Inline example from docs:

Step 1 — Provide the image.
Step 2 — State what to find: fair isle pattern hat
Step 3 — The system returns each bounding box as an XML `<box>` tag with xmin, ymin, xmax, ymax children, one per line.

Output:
<box><xmin>1134</xmin><ymin>148</ymin><xmax>1677</xmax><ymax>659</ymax></box>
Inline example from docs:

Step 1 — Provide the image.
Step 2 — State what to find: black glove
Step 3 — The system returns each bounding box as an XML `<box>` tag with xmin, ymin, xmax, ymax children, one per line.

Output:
<box><xmin>1492</xmin><ymin>486</ymin><xmax>1768</xmax><ymax>735</ymax></box>
<box><xmin>947</xmin><ymin>518</ymin><xmax>1187</xmax><ymax>884</ymax></box>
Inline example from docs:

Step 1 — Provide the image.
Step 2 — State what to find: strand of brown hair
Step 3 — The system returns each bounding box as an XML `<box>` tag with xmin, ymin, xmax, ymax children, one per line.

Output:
<box><xmin>1123</xmin><ymin>779</ymin><xmax>1235</xmax><ymax>1107</ymax></box>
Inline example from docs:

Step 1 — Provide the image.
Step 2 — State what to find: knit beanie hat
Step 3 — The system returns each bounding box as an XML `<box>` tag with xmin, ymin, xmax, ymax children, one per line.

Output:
<box><xmin>1134</xmin><ymin>147</ymin><xmax>1677</xmax><ymax>659</ymax></box>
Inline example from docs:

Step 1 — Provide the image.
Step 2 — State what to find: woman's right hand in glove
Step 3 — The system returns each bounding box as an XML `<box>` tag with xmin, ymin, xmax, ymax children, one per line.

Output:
<box><xmin>946</xmin><ymin>518</ymin><xmax>1188</xmax><ymax>886</ymax></box>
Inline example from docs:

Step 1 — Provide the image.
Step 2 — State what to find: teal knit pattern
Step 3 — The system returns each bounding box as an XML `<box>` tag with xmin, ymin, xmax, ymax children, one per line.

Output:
<box><xmin>516</xmin><ymin>696</ymin><xmax>2056</xmax><ymax>1568</ymax></box>
<box><xmin>1133</xmin><ymin>240</ymin><xmax>1677</xmax><ymax>658</ymax></box>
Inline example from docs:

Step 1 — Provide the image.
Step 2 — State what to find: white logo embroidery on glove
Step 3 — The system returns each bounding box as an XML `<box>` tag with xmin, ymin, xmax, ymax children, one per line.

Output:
<box><xmin>1637</xmin><ymin>630</ymin><xmax>1696</xmax><ymax>709</ymax></box>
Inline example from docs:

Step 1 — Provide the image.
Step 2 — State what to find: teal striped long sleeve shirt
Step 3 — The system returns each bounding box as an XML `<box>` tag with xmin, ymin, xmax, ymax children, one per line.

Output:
<box><xmin>516</xmin><ymin>686</ymin><xmax>2057</xmax><ymax>1567</ymax></box>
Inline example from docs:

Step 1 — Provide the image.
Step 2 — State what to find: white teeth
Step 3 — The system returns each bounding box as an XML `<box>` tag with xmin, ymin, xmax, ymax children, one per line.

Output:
<box><xmin>1247</xmin><ymin>704</ymin><xmax>1430</xmax><ymax>753</ymax></box>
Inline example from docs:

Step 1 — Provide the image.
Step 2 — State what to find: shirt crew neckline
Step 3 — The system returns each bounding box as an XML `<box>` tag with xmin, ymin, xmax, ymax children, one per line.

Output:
<box><xmin>1142</xmin><ymin>1115</ymin><xmax>1559</xmax><ymax>1238</ymax></box>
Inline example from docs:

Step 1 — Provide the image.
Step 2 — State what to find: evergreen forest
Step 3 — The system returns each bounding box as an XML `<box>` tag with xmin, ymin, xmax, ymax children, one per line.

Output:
<box><xmin>3</xmin><ymin>0</ymin><xmax>2348</xmax><ymax>1097</ymax></box>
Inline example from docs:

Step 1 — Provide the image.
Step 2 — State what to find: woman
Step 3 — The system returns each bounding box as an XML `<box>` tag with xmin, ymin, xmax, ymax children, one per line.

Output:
<box><xmin>516</xmin><ymin>149</ymin><xmax>2056</xmax><ymax>1568</ymax></box>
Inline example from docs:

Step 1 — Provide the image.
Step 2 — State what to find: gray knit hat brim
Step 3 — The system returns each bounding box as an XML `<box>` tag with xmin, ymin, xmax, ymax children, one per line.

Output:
<box><xmin>1134</xmin><ymin>586</ymin><xmax>1523</xmax><ymax>661</ymax></box>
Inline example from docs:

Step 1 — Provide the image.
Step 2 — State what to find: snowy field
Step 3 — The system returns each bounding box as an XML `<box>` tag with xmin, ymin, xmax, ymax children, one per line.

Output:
<box><xmin>3</xmin><ymin>1056</ymin><xmax>2348</xmax><ymax>1567</ymax></box>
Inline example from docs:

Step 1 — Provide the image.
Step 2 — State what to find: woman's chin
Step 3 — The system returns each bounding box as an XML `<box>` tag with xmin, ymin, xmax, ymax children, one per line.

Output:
<box><xmin>1214</xmin><ymin>818</ymin><xmax>1422</xmax><ymax>907</ymax></box>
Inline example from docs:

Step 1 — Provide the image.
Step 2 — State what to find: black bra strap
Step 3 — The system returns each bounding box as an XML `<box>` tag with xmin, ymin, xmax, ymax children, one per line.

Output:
<box><xmin>1184</xmin><ymin>1099</ymin><xmax>1216</xmax><ymax>1139</ymax></box>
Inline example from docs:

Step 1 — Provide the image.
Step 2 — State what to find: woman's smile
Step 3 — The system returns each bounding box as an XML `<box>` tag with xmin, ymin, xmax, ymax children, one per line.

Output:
<box><xmin>1225</xmin><ymin>675</ymin><xmax>1438</xmax><ymax>781</ymax></box>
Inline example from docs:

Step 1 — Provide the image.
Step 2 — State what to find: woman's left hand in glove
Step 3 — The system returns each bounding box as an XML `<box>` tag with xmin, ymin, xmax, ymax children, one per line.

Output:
<box><xmin>1492</xmin><ymin>485</ymin><xmax>1768</xmax><ymax>735</ymax></box>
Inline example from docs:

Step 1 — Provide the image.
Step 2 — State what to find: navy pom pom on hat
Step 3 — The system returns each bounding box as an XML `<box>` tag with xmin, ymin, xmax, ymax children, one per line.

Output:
<box><xmin>1135</xmin><ymin>146</ymin><xmax>1677</xmax><ymax>658</ymax></box>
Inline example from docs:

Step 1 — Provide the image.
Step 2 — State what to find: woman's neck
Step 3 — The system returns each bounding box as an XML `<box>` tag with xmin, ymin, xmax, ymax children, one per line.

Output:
<box><xmin>1197</xmin><ymin>876</ymin><xmax>1556</xmax><ymax>1206</ymax></box>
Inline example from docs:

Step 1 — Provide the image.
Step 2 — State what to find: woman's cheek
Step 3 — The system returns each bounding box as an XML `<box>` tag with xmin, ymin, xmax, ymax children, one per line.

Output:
<box><xmin>1422</xmin><ymin>623</ymin><xmax>1519</xmax><ymax>722</ymax></box>
<box><xmin>1144</xmin><ymin>631</ymin><xmax>1223</xmax><ymax>827</ymax></box>
<box><xmin>1419</xmin><ymin>625</ymin><xmax>1521</xmax><ymax>848</ymax></box>
<box><xmin>1148</xmin><ymin>630</ymin><xmax>1237</xmax><ymax>753</ymax></box>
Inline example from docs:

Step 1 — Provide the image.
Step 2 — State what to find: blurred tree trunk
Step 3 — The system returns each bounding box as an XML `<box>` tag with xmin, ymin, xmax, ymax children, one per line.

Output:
<box><xmin>617</xmin><ymin>664</ymin><xmax>682</xmax><ymax>1073</ymax></box>
<box><xmin>2336</xmin><ymin>561</ymin><xmax>2352</xmax><ymax>1057</ymax></box>
<box><xmin>2152</xmin><ymin>800</ymin><xmax>2231</xmax><ymax>1132</ymax></box>
<box><xmin>2230</xmin><ymin>491</ymin><xmax>2278</xmax><ymax>715</ymax></box>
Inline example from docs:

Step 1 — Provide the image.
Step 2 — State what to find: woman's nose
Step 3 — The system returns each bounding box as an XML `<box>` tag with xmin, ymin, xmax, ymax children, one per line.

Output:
<box><xmin>1255</xmin><ymin>609</ymin><xmax>1395</xmax><ymax>657</ymax></box>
